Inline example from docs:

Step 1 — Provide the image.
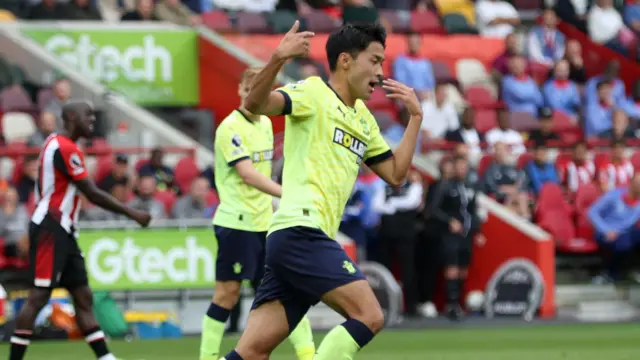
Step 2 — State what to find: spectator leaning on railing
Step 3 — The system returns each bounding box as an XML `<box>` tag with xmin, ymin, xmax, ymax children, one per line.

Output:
<box><xmin>172</xmin><ymin>176</ymin><xmax>210</xmax><ymax>219</ymax></box>
<box><xmin>122</xmin><ymin>0</ymin><xmax>158</xmax><ymax>21</ymax></box>
<box><xmin>129</xmin><ymin>175</ymin><xmax>166</xmax><ymax>219</ymax></box>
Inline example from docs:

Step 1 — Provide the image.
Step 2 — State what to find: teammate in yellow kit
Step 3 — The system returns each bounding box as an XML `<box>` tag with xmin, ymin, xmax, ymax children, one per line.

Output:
<box><xmin>222</xmin><ymin>21</ymin><xmax>423</xmax><ymax>360</ymax></box>
<box><xmin>199</xmin><ymin>68</ymin><xmax>315</xmax><ymax>360</ymax></box>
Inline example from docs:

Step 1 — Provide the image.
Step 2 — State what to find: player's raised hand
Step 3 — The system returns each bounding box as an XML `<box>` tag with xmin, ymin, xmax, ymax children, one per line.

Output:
<box><xmin>274</xmin><ymin>20</ymin><xmax>315</xmax><ymax>60</ymax></box>
<box><xmin>382</xmin><ymin>79</ymin><xmax>422</xmax><ymax>118</ymax></box>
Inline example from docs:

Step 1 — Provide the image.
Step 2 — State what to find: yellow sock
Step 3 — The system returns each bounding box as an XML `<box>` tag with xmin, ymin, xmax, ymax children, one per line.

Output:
<box><xmin>287</xmin><ymin>316</ymin><xmax>316</xmax><ymax>360</ymax></box>
<box><xmin>200</xmin><ymin>315</ymin><xmax>226</xmax><ymax>360</ymax></box>
<box><xmin>313</xmin><ymin>325</ymin><xmax>360</xmax><ymax>360</ymax></box>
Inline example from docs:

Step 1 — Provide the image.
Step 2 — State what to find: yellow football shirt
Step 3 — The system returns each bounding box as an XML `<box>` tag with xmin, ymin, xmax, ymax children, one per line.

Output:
<box><xmin>270</xmin><ymin>76</ymin><xmax>393</xmax><ymax>238</ymax></box>
<box><xmin>213</xmin><ymin>109</ymin><xmax>275</xmax><ymax>232</ymax></box>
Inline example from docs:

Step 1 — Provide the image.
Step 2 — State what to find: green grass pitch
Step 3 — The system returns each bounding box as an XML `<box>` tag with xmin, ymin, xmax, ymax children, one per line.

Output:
<box><xmin>2</xmin><ymin>323</ymin><xmax>640</xmax><ymax>360</ymax></box>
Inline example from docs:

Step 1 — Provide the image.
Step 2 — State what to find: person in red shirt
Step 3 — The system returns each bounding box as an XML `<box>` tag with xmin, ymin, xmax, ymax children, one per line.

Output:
<box><xmin>598</xmin><ymin>140</ymin><xmax>634</xmax><ymax>191</ymax></box>
<box><xmin>9</xmin><ymin>101</ymin><xmax>151</xmax><ymax>360</ymax></box>
<box><xmin>558</xmin><ymin>140</ymin><xmax>595</xmax><ymax>193</ymax></box>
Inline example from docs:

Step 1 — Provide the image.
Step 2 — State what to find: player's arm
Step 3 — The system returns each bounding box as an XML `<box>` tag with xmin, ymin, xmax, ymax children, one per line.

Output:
<box><xmin>244</xmin><ymin>20</ymin><xmax>314</xmax><ymax>116</ymax></box>
<box><xmin>235</xmin><ymin>159</ymin><xmax>282</xmax><ymax>198</ymax></box>
<box><xmin>368</xmin><ymin>79</ymin><xmax>423</xmax><ymax>186</ymax></box>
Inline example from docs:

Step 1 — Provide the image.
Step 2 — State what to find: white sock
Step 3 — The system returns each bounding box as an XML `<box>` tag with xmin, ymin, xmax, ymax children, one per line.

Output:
<box><xmin>98</xmin><ymin>354</ymin><xmax>117</xmax><ymax>360</ymax></box>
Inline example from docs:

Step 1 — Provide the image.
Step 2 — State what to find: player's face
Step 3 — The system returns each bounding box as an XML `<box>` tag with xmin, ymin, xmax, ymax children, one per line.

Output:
<box><xmin>347</xmin><ymin>42</ymin><xmax>385</xmax><ymax>101</ymax></box>
<box><xmin>78</xmin><ymin>105</ymin><xmax>96</xmax><ymax>137</ymax></box>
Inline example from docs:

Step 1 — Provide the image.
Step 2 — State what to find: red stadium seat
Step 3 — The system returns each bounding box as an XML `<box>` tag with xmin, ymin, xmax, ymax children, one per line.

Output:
<box><xmin>539</xmin><ymin>210</ymin><xmax>576</xmax><ymax>247</ymax></box>
<box><xmin>477</xmin><ymin>154</ymin><xmax>494</xmax><ymax>177</ymax></box>
<box><xmin>570</xmin><ymin>182</ymin><xmax>601</xmax><ymax>253</ymax></box>
<box><xmin>512</xmin><ymin>0</ymin><xmax>542</xmax><ymax>10</ymax></box>
<box><xmin>366</xmin><ymin>87</ymin><xmax>394</xmax><ymax>111</ymax></box>
<box><xmin>36</xmin><ymin>88</ymin><xmax>54</xmax><ymax>110</ymax></box>
<box><xmin>631</xmin><ymin>151</ymin><xmax>640</xmax><ymax>170</ymax></box>
<box><xmin>551</xmin><ymin>111</ymin><xmax>578</xmax><ymax>132</ymax></box>
<box><xmin>202</xmin><ymin>11</ymin><xmax>233</xmax><ymax>32</ymax></box>
<box><xmin>174</xmin><ymin>157</ymin><xmax>200</xmax><ymax>194</ymax></box>
<box><xmin>206</xmin><ymin>190</ymin><xmax>219</xmax><ymax>207</ymax></box>
<box><xmin>474</xmin><ymin>109</ymin><xmax>497</xmax><ymax>133</ymax></box>
<box><xmin>154</xmin><ymin>191</ymin><xmax>177</xmax><ymax>215</ymax></box>
<box><xmin>529</xmin><ymin>62</ymin><xmax>550</xmax><ymax>84</ymax></box>
<box><xmin>410</xmin><ymin>11</ymin><xmax>442</xmax><ymax>34</ymax></box>
<box><xmin>94</xmin><ymin>156</ymin><xmax>114</xmax><ymax>183</ymax></box>
<box><xmin>517</xmin><ymin>152</ymin><xmax>533</xmax><ymax>169</ymax></box>
<box><xmin>236</xmin><ymin>12</ymin><xmax>270</xmax><ymax>33</ymax></box>
<box><xmin>509</xmin><ymin>112</ymin><xmax>538</xmax><ymax>132</ymax></box>
<box><xmin>555</xmin><ymin>152</ymin><xmax>572</xmax><ymax>168</ymax></box>
<box><xmin>379</xmin><ymin>9</ymin><xmax>411</xmax><ymax>33</ymax></box>
<box><xmin>303</xmin><ymin>10</ymin><xmax>338</xmax><ymax>33</ymax></box>
<box><xmin>536</xmin><ymin>182</ymin><xmax>572</xmax><ymax>217</ymax></box>
<box><xmin>464</xmin><ymin>86</ymin><xmax>495</xmax><ymax>108</ymax></box>
<box><xmin>26</xmin><ymin>192</ymin><xmax>36</xmax><ymax>215</ymax></box>
<box><xmin>0</xmin><ymin>86</ymin><xmax>33</xmax><ymax>111</ymax></box>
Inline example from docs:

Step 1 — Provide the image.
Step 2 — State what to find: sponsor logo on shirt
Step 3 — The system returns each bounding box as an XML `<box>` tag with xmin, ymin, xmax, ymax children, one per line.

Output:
<box><xmin>333</xmin><ymin>127</ymin><xmax>367</xmax><ymax>164</ymax></box>
<box><xmin>252</xmin><ymin>150</ymin><xmax>274</xmax><ymax>163</ymax></box>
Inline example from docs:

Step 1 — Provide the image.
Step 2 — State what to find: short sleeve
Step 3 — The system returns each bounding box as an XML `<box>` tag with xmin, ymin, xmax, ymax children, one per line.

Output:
<box><xmin>55</xmin><ymin>142</ymin><xmax>88</xmax><ymax>182</ymax></box>
<box><xmin>217</xmin><ymin>124</ymin><xmax>250</xmax><ymax>166</ymax></box>
<box><xmin>276</xmin><ymin>80</ymin><xmax>316</xmax><ymax>119</ymax></box>
<box><xmin>364</xmin><ymin>115</ymin><xmax>393</xmax><ymax>166</ymax></box>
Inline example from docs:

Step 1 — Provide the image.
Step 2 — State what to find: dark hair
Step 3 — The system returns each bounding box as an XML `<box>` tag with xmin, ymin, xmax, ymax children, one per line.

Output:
<box><xmin>326</xmin><ymin>23</ymin><xmax>387</xmax><ymax>72</ymax></box>
<box><xmin>596</xmin><ymin>80</ymin><xmax>611</xmax><ymax>90</ymax></box>
<box><xmin>453</xmin><ymin>155</ymin><xmax>468</xmax><ymax>163</ymax></box>
<box><xmin>533</xmin><ymin>140</ymin><xmax>547</xmax><ymax>150</ymax></box>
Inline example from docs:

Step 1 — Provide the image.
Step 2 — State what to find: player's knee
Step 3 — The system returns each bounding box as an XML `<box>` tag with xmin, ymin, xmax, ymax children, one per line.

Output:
<box><xmin>361</xmin><ymin>306</ymin><xmax>385</xmax><ymax>334</ymax></box>
<box><xmin>26</xmin><ymin>290</ymin><xmax>51</xmax><ymax>310</ymax></box>
<box><xmin>213</xmin><ymin>281</ymin><xmax>241</xmax><ymax>308</ymax></box>
<box><xmin>70</xmin><ymin>286</ymin><xmax>94</xmax><ymax>311</ymax></box>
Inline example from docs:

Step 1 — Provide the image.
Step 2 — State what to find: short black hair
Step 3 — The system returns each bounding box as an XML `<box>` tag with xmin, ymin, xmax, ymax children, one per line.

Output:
<box><xmin>326</xmin><ymin>23</ymin><xmax>387</xmax><ymax>72</ymax></box>
<box><xmin>533</xmin><ymin>140</ymin><xmax>547</xmax><ymax>150</ymax></box>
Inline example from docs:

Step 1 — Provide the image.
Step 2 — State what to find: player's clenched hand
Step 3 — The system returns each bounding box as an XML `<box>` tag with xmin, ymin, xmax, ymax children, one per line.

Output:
<box><xmin>382</xmin><ymin>79</ymin><xmax>422</xmax><ymax>118</ymax></box>
<box><xmin>274</xmin><ymin>20</ymin><xmax>315</xmax><ymax>60</ymax></box>
<box><xmin>129</xmin><ymin>209</ymin><xmax>152</xmax><ymax>228</ymax></box>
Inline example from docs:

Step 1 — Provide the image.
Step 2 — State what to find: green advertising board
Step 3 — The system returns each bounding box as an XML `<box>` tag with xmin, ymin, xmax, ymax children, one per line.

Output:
<box><xmin>22</xmin><ymin>28</ymin><xmax>199</xmax><ymax>105</ymax></box>
<box><xmin>78</xmin><ymin>227</ymin><xmax>216</xmax><ymax>290</ymax></box>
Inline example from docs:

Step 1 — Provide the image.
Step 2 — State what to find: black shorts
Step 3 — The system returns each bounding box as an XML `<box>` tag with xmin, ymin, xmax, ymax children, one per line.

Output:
<box><xmin>29</xmin><ymin>215</ymin><xmax>88</xmax><ymax>289</ymax></box>
<box><xmin>214</xmin><ymin>225</ymin><xmax>267</xmax><ymax>283</ymax></box>
<box><xmin>441</xmin><ymin>233</ymin><xmax>472</xmax><ymax>267</ymax></box>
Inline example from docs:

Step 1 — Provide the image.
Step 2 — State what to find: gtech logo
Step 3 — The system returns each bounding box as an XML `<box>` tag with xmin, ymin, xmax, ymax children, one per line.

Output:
<box><xmin>333</xmin><ymin>128</ymin><xmax>367</xmax><ymax>164</ymax></box>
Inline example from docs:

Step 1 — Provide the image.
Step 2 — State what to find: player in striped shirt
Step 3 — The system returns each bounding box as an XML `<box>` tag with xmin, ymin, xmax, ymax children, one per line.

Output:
<box><xmin>9</xmin><ymin>101</ymin><xmax>151</xmax><ymax>360</ymax></box>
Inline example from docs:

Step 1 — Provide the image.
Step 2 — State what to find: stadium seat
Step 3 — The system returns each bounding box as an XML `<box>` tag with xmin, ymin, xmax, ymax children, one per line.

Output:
<box><xmin>94</xmin><ymin>156</ymin><xmax>114</xmax><ymax>183</ymax></box>
<box><xmin>456</xmin><ymin>58</ymin><xmax>490</xmax><ymax>89</ymax></box>
<box><xmin>474</xmin><ymin>109</ymin><xmax>497</xmax><ymax>133</ymax></box>
<box><xmin>174</xmin><ymin>157</ymin><xmax>200</xmax><ymax>194</ymax></box>
<box><xmin>366</xmin><ymin>87</ymin><xmax>394</xmax><ymax>112</ymax></box>
<box><xmin>267</xmin><ymin>11</ymin><xmax>298</xmax><ymax>33</ymax></box>
<box><xmin>36</xmin><ymin>88</ymin><xmax>54</xmax><ymax>110</ymax></box>
<box><xmin>464</xmin><ymin>86</ymin><xmax>495</xmax><ymax>108</ymax></box>
<box><xmin>632</xmin><ymin>151</ymin><xmax>640</xmax><ymax>170</ymax></box>
<box><xmin>135</xmin><ymin>158</ymin><xmax>149</xmax><ymax>173</ymax></box>
<box><xmin>538</xmin><ymin>209</ymin><xmax>576</xmax><ymax>247</ymax></box>
<box><xmin>372</xmin><ymin>109</ymin><xmax>397</xmax><ymax>131</ymax></box>
<box><xmin>378</xmin><ymin>9</ymin><xmax>411</xmax><ymax>33</ymax></box>
<box><xmin>1</xmin><ymin>112</ymin><xmax>36</xmax><ymax>143</ymax></box>
<box><xmin>410</xmin><ymin>11</ymin><xmax>442</xmax><ymax>34</ymax></box>
<box><xmin>517</xmin><ymin>152</ymin><xmax>533</xmax><ymax>169</ymax></box>
<box><xmin>432</xmin><ymin>61</ymin><xmax>453</xmax><ymax>82</ymax></box>
<box><xmin>26</xmin><ymin>192</ymin><xmax>35</xmax><ymax>215</ymax></box>
<box><xmin>154</xmin><ymin>191</ymin><xmax>177</xmax><ymax>215</ymax></box>
<box><xmin>434</xmin><ymin>0</ymin><xmax>476</xmax><ymax>24</ymax></box>
<box><xmin>445</xmin><ymin>84</ymin><xmax>467</xmax><ymax>112</ymax></box>
<box><xmin>202</xmin><ymin>11</ymin><xmax>233</xmax><ymax>32</ymax></box>
<box><xmin>555</xmin><ymin>151</ymin><xmax>572</xmax><ymax>168</ymax></box>
<box><xmin>509</xmin><ymin>112</ymin><xmax>538</xmax><ymax>132</ymax></box>
<box><xmin>443</xmin><ymin>13</ymin><xmax>475</xmax><ymax>34</ymax></box>
<box><xmin>303</xmin><ymin>10</ymin><xmax>339</xmax><ymax>33</ymax></box>
<box><xmin>236</xmin><ymin>12</ymin><xmax>271</xmax><ymax>33</ymax></box>
<box><xmin>0</xmin><ymin>86</ymin><xmax>33</xmax><ymax>111</ymax></box>
<box><xmin>551</xmin><ymin>110</ymin><xmax>577</xmax><ymax>132</ymax></box>
<box><xmin>477</xmin><ymin>154</ymin><xmax>494</xmax><ymax>176</ymax></box>
<box><xmin>529</xmin><ymin>62</ymin><xmax>550</xmax><ymax>84</ymax></box>
<box><xmin>205</xmin><ymin>190</ymin><xmax>219</xmax><ymax>207</ymax></box>
<box><xmin>536</xmin><ymin>182</ymin><xmax>573</xmax><ymax>217</ymax></box>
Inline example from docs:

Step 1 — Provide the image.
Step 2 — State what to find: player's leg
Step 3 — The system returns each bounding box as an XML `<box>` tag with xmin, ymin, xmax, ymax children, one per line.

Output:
<box><xmin>442</xmin><ymin>234</ymin><xmax>462</xmax><ymax>320</ymax></box>
<box><xmin>9</xmin><ymin>221</ymin><xmax>58</xmax><ymax>360</ymax></box>
<box><xmin>200</xmin><ymin>227</ymin><xmax>259</xmax><ymax>360</ymax></box>
<box><xmin>286</xmin><ymin>311</ymin><xmax>315</xmax><ymax>360</ymax></box>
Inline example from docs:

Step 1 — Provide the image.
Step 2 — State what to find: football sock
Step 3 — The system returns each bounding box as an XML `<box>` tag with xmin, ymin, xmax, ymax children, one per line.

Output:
<box><xmin>446</xmin><ymin>279</ymin><xmax>460</xmax><ymax>304</ymax></box>
<box><xmin>9</xmin><ymin>329</ymin><xmax>32</xmax><ymax>360</ymax></box>
<box><xmin>200</xmin><ymin>302</ymin><xmax>231</xmax><ymax>360</ymax></box>
<box><xmin>84</xmin><ymin>327</ymin><xmax>115</xmax><ymax>359</ymax></box>
<box><xmin>287</xmin><ymin>316</ymin><xmax>316</xmax><ymax>360</ymax></box>
<box><xmin>314</xmin><ymin>319</ymin><xmax>374</xmax><ymax>360</ymax></box>
<box><xmin>221</xmin><ymin>350</ymin><xmax>244</xmax><ymax>360</ymax></box>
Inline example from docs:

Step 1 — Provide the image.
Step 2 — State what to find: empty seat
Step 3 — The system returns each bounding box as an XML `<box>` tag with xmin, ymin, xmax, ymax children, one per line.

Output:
<box><xmin>465</xmin><ymin>86</ymin><xmax>495</xmax><ymax>108</ymax></box>
<box><xmin>509</xmin><ymin>112</ymin><xmax>538</xmax><ymax>132</ymax></box>
<box><xmin>539</xmin><ymin>210</ymin><xmax>577</xmax><ymax>250</ymax></box>
<box><xmin>174</xmin><ymin>157</ymin><xmax>200</xmax><ymax>194</ymax></box>
<box><xmin>432</xmin><ymin>61</ymin><xmax>453</xmax><ymax>82</ymax></box>
<box><xmin>202</xmin><ymin>11</ymin><xmax>233</xmax><ymax>32</ymax></box>
<box><xmin>445</xmin><ymin>84</ymin><xmax>467</xmax><ymax>112</ymax></box>
<box><xmin>2</xmin><ymin>112</ymin><xmax>36</xmax><ymax>143</ymax></box>
<box><xmin>456</xmin><ymin>58</ymin><xmax>490</xmax><ymax>89</ymax></box>
<box><xmin>410</xmin><ymin>11</ymin><xmax>442</xmax><ymax>34</ymax></box>
<box><xmin>529</xmin><ymin>62</ymin><xmax>550</xmax><ymax>84</ymax></box>
<box><xmin>555</xmin><ymin>152</ymin><xmax>572</xmax><ymax>168</ymax></box>
<box><xmin>475</xmin><ymin>109</ymin><xmax>497</xmax><ymax>133</ymax></box>
<box><xmin>366</xmin><ymin>87</ymin><xmax>394</xmax><ymax>111</ymax></box>
<box><xmin>303</xmin><ymin>10</ymin><xmax>338</xmax><ymax>33</ymax></box>
<box><xmin>536</xmin><ymin>182</ymin><xmax>573</xmax><ymax>216</ymax></box>
<box><xmin>0</xmin><ymin>85</ymin><xmax>33</xmax><ymax>111</ymax></box>
<box><xmin>236</xmin><ymin>12</ymin><xmax>270</xmax><ymax>33</ymax></box>
<box><xmin>378</xmin><ymin>9</ymin><xmax>411</xmax><ymax>33</ymax></box>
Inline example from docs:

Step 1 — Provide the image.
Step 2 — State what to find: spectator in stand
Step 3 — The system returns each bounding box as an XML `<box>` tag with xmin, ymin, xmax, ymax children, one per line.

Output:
<box><xmin>588</xmin><ymin>0</ymin><xmax>630</xmax><ymax>55</ymax></box>
<box><xmin>154</xmin><ymin>0</ymin><xmax>201</xmax><ymax>26</ymax></box>
<box><xmin>598</xmin><ymin>140</ymin><xmax>634</xmax><ymax>192</ymax></box>
<box><xmin>492</xmin><ymin>33</ymin><xmax>529</xmax><ymax>81</ymax></box>
<box><xmin>525</xmin><ymin>141</ymin><xmax>560</xmax><ymax>195</ymax></box>
<box><xmin>624</xmin><ymin>0</ymin><xmax>640</xmax><ymax>33</ymax></box>
<box><xmin>599</xmin><ymin>109</ymin><xmax>636</xmax><ymax>141</ymax></box>
<box><xmin>27</xmin><ymin>111</ymin><xmax>56</xmax><ymax>148</ymax></box>
<box><xmin>585</xmin><ymin>80</ymin><xmax>615</xmax><ymax>137</ymax></box>
<box><xmin>172</xmin><ymin>176</ymin><xmax>210</xmax><ymax>219</ymax></box>
<box><xmin>453</xmin><ymin>142</ymin><xmax>481</xmax><ymax>187</ymax></box>
<box><xmin>585</xmin><ymin>62</ymin><xmax>625</xmax><ymax>106</ymax></box>
<box><xmin>558</xmin><ymin>140</ymin><xmax>596</xmax><ymax>194</ymax></box>
<box><xmin>129</xmin><ymin>175</ymin><xmax>166</xmax><ymax>218</ymax></box>
<box><xmin>555</xmin><ymin>0</ymin><xmax>589</xmax><ymax>33</ymax></box>
<box><xmin>45</xmin><ymin>77</ymin><xmax>71</xmax><ymax>129</ymax></box>
<box><xmin>200</xmin><ymin>165</ymin><xmax>216</xmax><ymax>191</ymax></box>
<box><xmin>27</xmin><ymin>0</ymin><xmax>69</xmax><ymax>19</ymax></box>
<box><xmin>527</xmin><ymin>8</ymin><xmax>566</xmax><ymax>67</ymax></box>
<box><xmin>81</xmin><ymin>184</ymin><xmax>129</xmax><ymax>222</ymax></box>
<box><xmin>528</xmin><ymin>107</ymin><xmax>561</xmax><ymax>144</ymax></box>
<box><xmin>392</xmin><ymin>32</ymin><xmax>435</xmax><ymax>100</ymax></box>
<box><xmin>543</xmin><ymin>60</ymin><xmax>581</xmax><ymax>119</ymax></box>
<box><xmin>385</xmin><ymin>107</ymin><xmax>422</xmax><ymax>154</ymax></box>
<box><xmin>138</xmin><ymin>147</ymin><xmax>175</xmax><ymax>192</ymax></box>
<box><xmin>588</xmin><ymin>173</ymin><xmax>640</xmax><ymax>283</ymax></box>
<box><xmin>420</xmin><ymin>82</ymin><xmax>459</xmax><ymax>141</ymax></box>
<box><xmin>476</xmin><ymin>0</ymin><xmax>520</xmax><ymax>39</ymax></box>
<box><xmin>621</xmin><ymin>80</ymin><xmax>640</xmax><ymax>120</ymax></box>
<box><xmin>284</xmin><ymin>56</ymin><xmax>328</xmax><ymax>82</ymax></box>
<box><xmin>15</xmin><ymin>155</ymin><xmax>37</xmax><ymax>204</ymax></box>
<box><xmin>122</xmin><ymin>0</ymin><xmax>158</xmax><ymax>21</ymax></box>
<box><xmin>67</xmin><ymin>0</ymin><xmax>102</xmax><ymax>20</ymax></box>
<box><xmin>564</xmin><ymin>39</ymin><xmax>587</xmax><ymax>85</ymax></box>
<box><xmin>501</xmin><ymin>55</ymin><xmax>543</xmax><ymax>117</ymax></box>
<box><xmin>483</xmin><ymin>142</ymin><xmax>531</xmax><ymax>218</ymax></box>
<box><xmin>486</xmin><ymin>108</ymin><xmax>526</xmax><ymax>155</ymax></box>
<box><xmin>98</xmin><ymin>154</ymin><xmax>130</xmax><ymax>193</ymax></box>
<box><xmin>445</xmin><ymin>107</ymin><xmax>483</xmax><ymax>157</ymax></box>
<box><xmin>0</xmin><ymin>186</ymin><xmax>29</xmax><ymax>255</ymax></box>
<box><xmin>215</xmin><ymin>0</ymin><xmax>278</xmax><ymax>12</ymax></box>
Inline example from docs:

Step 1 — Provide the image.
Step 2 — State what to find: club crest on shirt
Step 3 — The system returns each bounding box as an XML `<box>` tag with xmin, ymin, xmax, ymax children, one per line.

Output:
<box><xmin>252</xmin><ymin>150</ymin><xmax>274</xmax><ymax>163</ymax></box>
<box><xmin>333</xmin><ymin>127</ymin><xmax>367</xmax><ymax>164</ymax></box>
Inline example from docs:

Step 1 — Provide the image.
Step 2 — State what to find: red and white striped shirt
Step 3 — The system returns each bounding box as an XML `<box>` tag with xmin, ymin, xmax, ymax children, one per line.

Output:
<box><xmin>31</xmin><ymin>134</ymin><xmax>88</xmax><ymax>238</ymax></box>
<box><xmin>559</xmin><ymin>160</ymin><xmax>595</xmax><ymax>193</ymax></box>
<box><xmin>598</xmin><ymin>160</ymin><xmax>634</xmax><ymax>191</ymax></box>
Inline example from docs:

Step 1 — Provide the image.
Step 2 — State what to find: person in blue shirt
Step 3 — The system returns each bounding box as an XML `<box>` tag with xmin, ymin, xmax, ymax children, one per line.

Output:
<box><xmin>584</xmin><ymin>60</ymin><xmax>626</xmax><ymax>105</ymax></box>
<box><xmin>543</xmin><ymin>59</ymin><xmax>581</xmax><ymax>118</ymax></box>
<box><xmin>585</xmin><ymin>80</ymin><xmax>615</xmax><ymax>137</ymax></box>
<box><xmin>392</xmin><ymin>32</ymin><xmax>435</xmax><ymax>100</ymax></box>
<box><xmin>501</xmin><ymin>55</ymin><xmax>543</xmax><ymax>117</ymax></box>
<box><xmin>588</xmin><ymin>173</ymin><xmax>640</xmax><ymax>282</ymax></box>
<box><xmin>525</xmin><ymin>141</ymin><xmax>560</xmax><ymax>194</ymax></box>
<box><xmin>623</xmin><ymin>0</ymin><xmax>640</xmax><ymax>33</ymax></box>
